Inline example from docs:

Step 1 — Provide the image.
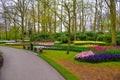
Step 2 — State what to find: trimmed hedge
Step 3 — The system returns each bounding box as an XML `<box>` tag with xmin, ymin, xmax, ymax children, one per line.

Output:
<box><xmin>45</xmin><ymin>45</ymin><xmax>90</xmax><ymax>52</ymax></box>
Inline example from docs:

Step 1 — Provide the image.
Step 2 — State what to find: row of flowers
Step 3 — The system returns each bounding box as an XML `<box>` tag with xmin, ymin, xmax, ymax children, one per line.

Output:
<box><xmin>75</xmin><ymin>51</ymin><xmax>120</xmax><ymax>63</ymax></box>
<box><xmin>91</xmin><ymin>45</ymin><xmax>120</xmax><ymax>52</ymax></box>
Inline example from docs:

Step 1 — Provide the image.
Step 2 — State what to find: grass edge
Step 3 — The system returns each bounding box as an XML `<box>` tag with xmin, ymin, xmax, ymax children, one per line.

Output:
<box><xmin>38</xmin><ymin>54</ymin><xmax>79</xmax><ymax>80</ymax></box>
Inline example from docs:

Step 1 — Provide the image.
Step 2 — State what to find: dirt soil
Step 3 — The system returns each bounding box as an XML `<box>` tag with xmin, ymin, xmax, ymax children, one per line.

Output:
<box><xmin>55</xmin><ymin>60</ymin><xmax>120</xmax><ymax>80</ymax></box>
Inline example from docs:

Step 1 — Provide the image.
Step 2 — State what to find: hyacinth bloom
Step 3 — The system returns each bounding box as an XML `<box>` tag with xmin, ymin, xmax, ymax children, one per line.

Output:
<box><xmin>75</xmin><ymin>51</ymin><xmax>95</xmax><ymax>59</ymax></box>
<box><xmin>91</xmin><ymin>46</ymin><xmax>107</xmax><ymax>52</ymax></box>
<box><xmin>75</xmin><ymin>54</ymin><xmax>120</xmax><ymax>63</ymax></box>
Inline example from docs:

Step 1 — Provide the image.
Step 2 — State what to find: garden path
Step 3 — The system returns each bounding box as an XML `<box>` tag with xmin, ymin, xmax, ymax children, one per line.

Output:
<box><xmin>0</xmin><ymin>46</ymin><xmax>65</xmax><ymax>80</ymax></box>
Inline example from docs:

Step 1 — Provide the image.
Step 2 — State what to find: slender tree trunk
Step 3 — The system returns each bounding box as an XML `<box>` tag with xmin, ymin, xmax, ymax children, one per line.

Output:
<box><xmin>54</xmin><ymin>0</ymin><xmax>57</xmax><ymax>34</ymax></box>
<box><xmin>21</xmin><ymin>15</ymin><xmax>24</xmax><ymax>42</ymax></box>
<box><xmin>67</xmin><ymin>9</ymin><xmax>71</xmax><ymax>54</ymax></box>
<box><xmin>61</xmin><ymin>0</ymin><xmax>63</xmax><ymax>32</ymax></box>
<box><xmin>4</xmin><ymin>13</ymin><xmax>8</xmax><ymax>40</ymax></box>
<box><xmin>32</xmin><ymin>2</ymin><xmax>36</xmax><ymax>33</ymax></box>
<box><xmin>93</xmin><ymin>0</ymin><xmax>98</xmax><ymax>32</ymax></box>
<box><xmin>81</xmin><ymin>0</ymin><xmax>85</xmax><ymax>32</ymax></box>
<box><xmin>14</xmin><ymin>15</ymin><xmax>17</xmax><ymax>40</ymax></box>
<box><xmin>110</xmin><ymin>0</ymin><xmax>116</xmax><ymax>46</ymax></box>
<box><xmin>37</xmin><ymin>1</ymin><xmax>40</xmax><ymax>33</ymax></box>
<box><xmin>73</xmin><ymin>0</ymin><xmax>77</xmax><ymax>41</ymax></box>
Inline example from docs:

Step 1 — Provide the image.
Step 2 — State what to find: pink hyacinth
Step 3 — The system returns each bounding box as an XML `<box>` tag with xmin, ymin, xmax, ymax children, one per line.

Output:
<box><xmin>75</xmin><ymin>51</ymin><xmax>95</xmax><ymax>59</ymax></box>
<box><xmin>91</xmin><ymin>46</ymin><xmax>107</xmax><ymax>52</ymax></box>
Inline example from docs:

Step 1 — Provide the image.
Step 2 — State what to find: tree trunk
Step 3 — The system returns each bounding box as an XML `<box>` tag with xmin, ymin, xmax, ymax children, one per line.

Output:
<box><xmin>110</xmin><ymin>0</ymin><xmax>116</xmax><ymax>46</ymax></box>
<box><xmin>73</xmin><ymin>0</ymin><xmax>77</xmax><ymax>41</ymax></box>
<box><xmin>67</xmin><ymin>10</ymin><xmax>71</xmax><ymax>54</ymax></box>
<box><xmin>93</xmin><ymin>0</ymin><xmax>98</xmax><ymax>32</ymax></box>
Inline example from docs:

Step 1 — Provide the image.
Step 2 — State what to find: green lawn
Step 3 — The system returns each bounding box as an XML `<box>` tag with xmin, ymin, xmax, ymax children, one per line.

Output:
<box><xmin>43</xmin><ymin>50</ymin><xmax>120</xmax><ymax>66</ymax></box>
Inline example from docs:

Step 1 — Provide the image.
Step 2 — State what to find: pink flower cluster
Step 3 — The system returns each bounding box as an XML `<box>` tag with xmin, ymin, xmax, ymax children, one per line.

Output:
<box><xmin>75</xmin><ymin>51</ymin><xmax>95</xmax><ymax>59</ymax></box>
<box><xmin>91</xmin><ymin>46</ymin><xmax>107</xmax><ymax>52</ymax></box>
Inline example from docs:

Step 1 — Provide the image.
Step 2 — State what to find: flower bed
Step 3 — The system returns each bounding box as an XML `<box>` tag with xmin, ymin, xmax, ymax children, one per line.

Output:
<box><xmin>75</xmin><ymin>51</ymin><xmax>120</xmax><ymax>63</ymax></box>
<box><xmin>91</xmin><ymin>46</ymin><xmax>107</xmax><ymax>52</ymax></box>
<box><xmin>91</xmin><ymin>46</ymin><xmax>120</xmax><ymax>54</ymax></box>
<box><xmin>74</xmin><ymin>41</ymin><xmax>108</xmax><ymax>46</ymax></box>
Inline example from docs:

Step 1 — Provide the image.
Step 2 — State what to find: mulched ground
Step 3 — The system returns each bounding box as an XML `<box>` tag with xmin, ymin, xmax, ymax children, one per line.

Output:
<box><xmin>55</xmin><ymin>60</ymin><xmax>120</xmax><ymax>80</ymax></box>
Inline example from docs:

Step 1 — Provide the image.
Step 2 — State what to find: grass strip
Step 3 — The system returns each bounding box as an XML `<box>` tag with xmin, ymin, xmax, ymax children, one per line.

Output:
<box><xmin>0</xmin><ymin>51</ymin><xmax>3</xmax><ymax>68</ymax></box>
<box><xmin>38</xmin><ymin>54</ymin><xmax>79</xmax><ymax>80</ymax></box>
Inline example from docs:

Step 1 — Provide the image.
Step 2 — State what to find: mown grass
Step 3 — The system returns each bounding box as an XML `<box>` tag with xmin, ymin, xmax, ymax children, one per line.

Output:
<box><xmin>0</xmin><ymin>44</ymin><xmax>6</xmax><ymax>46</ymax></box>
<box><xmin>0</xmin><ymin>51</ymin><xmax>3</xmax><ymax>68</ymax></box>
<box><xmin>9</xmin><ymin>46</ymin><xmax>23</xmax><ymax>49</ymax></box>
<box><xmin>43</xmin><ymin>50</ymin><xmax>120</xmax><ymax>66</ymax></box>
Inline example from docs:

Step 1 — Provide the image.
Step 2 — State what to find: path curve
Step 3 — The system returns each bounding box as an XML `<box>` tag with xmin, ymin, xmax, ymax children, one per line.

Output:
<box><xmin>0</xmin><ymin>46</ymin><xmax>65</xmax><ymax>80</ymax></box>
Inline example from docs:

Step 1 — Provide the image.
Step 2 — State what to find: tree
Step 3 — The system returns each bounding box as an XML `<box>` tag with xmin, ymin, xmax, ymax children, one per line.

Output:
<box><xmin>73</xmin><ymin>0</ymin><xmax>77</xmax><ymax>41</ymax></box>
<box><xmin>104</xmin><ymin>0</ymin><xmax>117</xmax><ymax>45</ymax></box>
<box><xmin>93</xmin><ymin>0</ymin><xmax>98</xmax><ymax>32</ymax></box>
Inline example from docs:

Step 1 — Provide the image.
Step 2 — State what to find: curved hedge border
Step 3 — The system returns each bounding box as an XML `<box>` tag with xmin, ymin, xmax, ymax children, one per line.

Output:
<box><xmin>0</xmin><ymin>51</ymin><xmax>3</xmax><ymax>68</ymax></box>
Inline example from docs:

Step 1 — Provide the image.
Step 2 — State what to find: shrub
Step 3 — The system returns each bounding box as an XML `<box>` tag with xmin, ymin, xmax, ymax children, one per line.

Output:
<box><xmin>58</xmin><ymin>34</ymin><xmax>68</xmax><ymax>43</ymax></box>
<box><xmin>76</xmin><ymin>33</ymin><xmax>87</xmax><ymax>40</ymax></box>
<box><xmin>97</xmin><ymin>31</ymin><xmax>104</xmax><ymax>35</ymax></box>
<box><xmin>0</xmin><ymin>40</ymin><xmax>6</xmax><ymax>44</ymax></box>
<box><xmin>117</xmin><ymin>35</ymin><xmax>120</xmax><ymax>45</ymax></box>
<box><xmin>96</xmin><ymin>34</ymin><xmax>111</xmax><ymax>43</ymax></box>
<box><xmin>30</xmin><ymin>33</ymin><xmax>38</xmax><ymax>41</ymax></box>
<box><xmin>30</xmin><ymin>33</ymin><xmax>53</xmax><ymax>41</ymax></box>
<box><xmin>85</xmin><ymin>32</ymin><xmax>97</xmax><ymax>41</ymax></box>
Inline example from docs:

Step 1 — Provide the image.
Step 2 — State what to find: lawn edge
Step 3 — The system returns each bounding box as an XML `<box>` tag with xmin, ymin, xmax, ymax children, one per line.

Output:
<box><xmin>38</xmin><ymin>54</ymin><xmax>80</xmax><ymax>80</ymax></box>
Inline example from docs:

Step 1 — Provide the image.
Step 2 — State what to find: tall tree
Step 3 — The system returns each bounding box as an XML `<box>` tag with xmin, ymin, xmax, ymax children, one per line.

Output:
<box><xmin>73</xmin><ymin>0</ymin><xmax>77</xmax><ymax>41</ymax></box>
<box><xmin>93</xmin><ymin>0</ymin><xmax>98</xmax><ymax>32</ymax></box>
<box><xmin>104</xmin><ymin>0</ymin><xmax>117</xmax><ymax>45</ymax></box>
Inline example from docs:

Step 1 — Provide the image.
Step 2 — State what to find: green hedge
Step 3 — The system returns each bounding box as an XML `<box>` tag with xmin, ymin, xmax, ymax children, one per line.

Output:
<box><xmin>0</xmin><ymin>41</ymin><xmax>6</xmax><ymax>44</ymax></box>
<box><xmin>45</xmin><ymin>45</ymin><xmax>90</xmax><ymax>52</ymax></box>
<box><xmin>30</xmin><ymin>33</ymin><xmax>53</xmax><ymax>41</ymax></box>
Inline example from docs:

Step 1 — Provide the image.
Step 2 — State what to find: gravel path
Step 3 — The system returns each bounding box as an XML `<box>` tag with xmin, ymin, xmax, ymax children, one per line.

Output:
<box><xmin>0</xmin><ymin>46</ymin><xmax>65</xmax><ymax>80</ymax></box>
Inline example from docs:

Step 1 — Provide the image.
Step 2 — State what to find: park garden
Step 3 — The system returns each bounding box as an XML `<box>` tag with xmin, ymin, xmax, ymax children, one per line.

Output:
<box><xmin>0</xmin><ymin>31</ymin><xmax>120</xmax><ymax>80</ymax></box>
<box><xmin>0</xmin><ymin>0</ymin><xmax>120</xmax><ymax>80</ymax></box>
